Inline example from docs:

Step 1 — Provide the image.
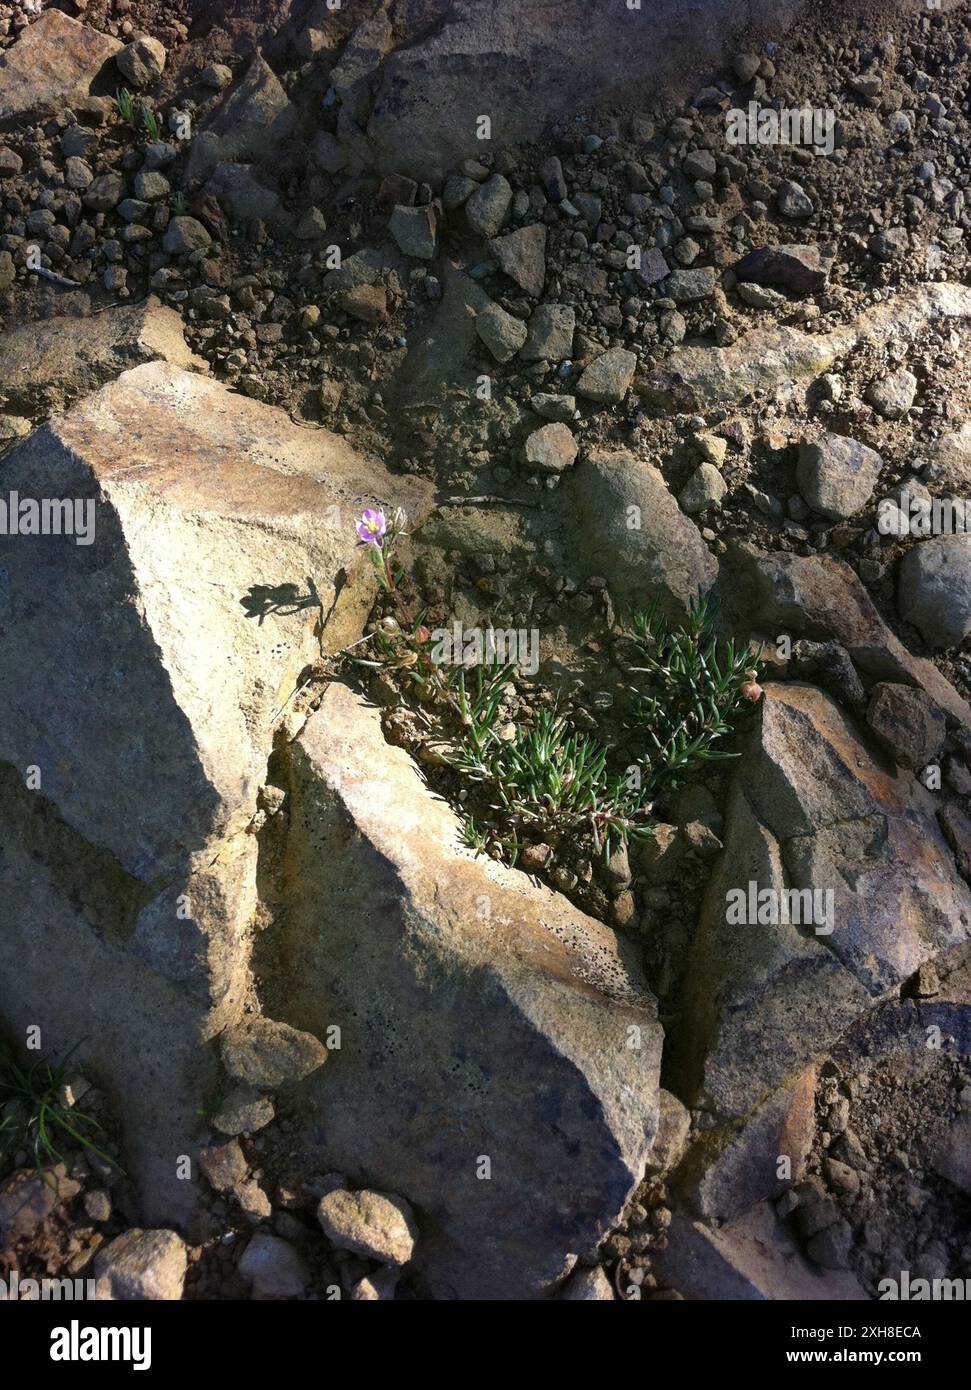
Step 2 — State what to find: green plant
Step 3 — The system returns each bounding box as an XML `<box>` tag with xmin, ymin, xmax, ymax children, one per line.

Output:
<box><xmin>0</xmin><ymin>1042</ymin><xmax>117</xmax><ymax>1182</ymax></box>
<box><xmin>171</xmin><ymin>189</ymin><xmax>188</xmax><ymax>215</ymax></box>
<box><xmin>115</xmin><ymin>87</ymin><xmax>136</xmax><ymax>124</ymax></box>
<box><xmin>626</xmin><ymin>595</ymin><xmax>760</xmax><ymax>800</ymax></box>
<box><xmin>141</xmin><ymin>105</ymin><xmax>161</xmax><ymax>142</ymax></box>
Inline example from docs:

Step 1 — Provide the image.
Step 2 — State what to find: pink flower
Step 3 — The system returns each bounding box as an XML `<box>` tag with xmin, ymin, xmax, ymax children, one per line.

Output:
<box><xmin>740</xmin><ymin>680</ymin><xmax>763</xmax><ymax>703</ymax></box>
<box><xmin>356</xmin><ymin>508</ymin><xmax>387</xmax><ymax>547</ymax></box>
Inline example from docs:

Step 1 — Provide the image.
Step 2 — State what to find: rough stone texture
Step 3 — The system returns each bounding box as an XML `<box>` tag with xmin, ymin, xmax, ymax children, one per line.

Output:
<box><xmin>269</xmin><ymin>683</ymin><xmax>663</xmax><ymax>1300</ymax></box>
<box><xmin>465</xmin><ymin>173</ymin><xmax>512</xmax><ymax>238</ymax></box>
<box><xmin>899</xmin><ymin>535</ymin><xmax>971</xmax><ymax>649</ymax></box>
<box><xmin>185</xmin><ymin>55</ymin><xmax>298</xmax><ymax>183</ymax></box>
<box><xmin>926</xmin><ymin>421</ymin><xmax>971</xmax><ymax>491</ymax></box>
<box><xmin>203</xmin><ymin>163</ymin><xmax>280</xmax><ymax>222</ymax></box>
<box><xmin>521</xmin><ymin>303</ymin><xmax>574</xmax><ymax>362</ymax></box>
<box><xmin>238</xmin><ymin>1234</ymin><xmax>311</xmax><ymax>1298</ymax></box>
<box><xmin>677</xmin><ymin>683</ymin><xmax>971</xmax><ymax>1124</ymax></box>
<box><xmin>867</xmin><ymin>368</ymin><xmax>918</xmax><ymax>419</ymax></box>
<box><xmin>928</xmin><ymin>1116</ymin><xmax>971</xmax><ymax>1197</ymax></box>
<box><xmin>94</xmin><ymin>1230</ymin><xmax>187</xmax><ymax>1301</ymax></box>
<box><xmin>221</xmin><ymin>1017</ymin><xmax>327</xmax><ymax>1089</ymax></box>
<box><xmin>0</xmin><ymin>364</ymin><xmax>431</xmax><ymax>1221</ymax></box>
<box><xmin>0</xmin><ymin>298</ymin><xmax>202</xmax><ymax>413</ymax></box>
<box><xmin>0</xmin><ymin>1166</ymin><xmax>81</xmax><ymax>1246</ymax></box>
<box><xmin>0</xmin><ymin>11</ymin><xmax>121</xmax><ymax>122</ymax></box>
<box><xmin>734</xmin><ymin>243</ymin><xmax>834</xmax><ymax>295</ymax></box>
<box><xmin>866</xmin><ymin>683</ymin><xmax>946</xmax><ymax>771</ymax></box>
<box><xmin>726</xmin><ymin>545</ymin><xmax>971</xmax><ymax>726</ymax></box>
<box><xmin>475</xmin><ymin>300</ymin><xmax>527</xmax><ymax>362</ymax></box>
<box><xmin>576</xmin><ymin>348</ymin><xmax>637</xmax><ymax>403</ymax></box>
<box><xmin>654</xmin><ymin>1203</ymin><xmax>869</xmax><ymax>1301</ymax></box>
<box><xmin>317</xmin><ymin>1189</ymin><xmax>418</xmax><ymax>1267</ymax></box>
<box><xmin>117</xmin><ymin>35</ymin><xmax>166</xmax><ymax>89</ymax></box>
<box><xmin>559</xmin><ymin>1266</ymin><xmax>615</xmax><ymax>1300</ymax></box>
<box><xmin>797</xmin><ymin>432</ymin><xmax>884</xmax><ymax>520</ymax></box>
<box><xmin>647</xmin><ymin>284</ymin><xmax>971</xmax><ymax>411</ymax></box>
<box><xmin>489</xmin><ymin>224</ymin><xmax>546</xmax><ymax>296</ymax></box>
<box><xmin>523</xmin><ymin>421</ymin><xmax>577</xmax><ymax>473</ymax></box>
<box><xmin>564</xmin><ymin>449</ymin><xmax>718</xmax><ymax>615</ymax></box>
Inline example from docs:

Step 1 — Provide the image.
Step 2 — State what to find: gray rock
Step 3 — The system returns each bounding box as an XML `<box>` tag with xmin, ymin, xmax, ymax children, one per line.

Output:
<box><xmin>523</xmin><ymin>422</ymin><xmax>577</xmax><ymax>473</ymax></box>
<box><xmin>117</xmin><ymin>36</ymin><xmax>167</xmax><ymax>89</ymax></box>
<box><xmin>281</xmin><ymin>683</ymin><xmax>663</xmax><ymax>1299</ymax></box>
<box><xmin>163</xmin><ymin>216</ymin><xmax>212</xmax><ymax>255</ymax></box>
<box><xmin>663</xmin><ymin>266</ymin><xmax>719</xmax><ymax>302</ymax></box>
<box><xmin>866</xmin><ymin>683</ymin><xmax>945</xmax><ymax>771</ymax></box>
<box><xmin>866</xmin><ymin>368</ymin><xmax>917</xmax><ymax>419</ymax></box>
<box><xmin>796</xmin><ymin>432</ymin><xmax>883</xmax><ymax>520</ymax></box>
<box><xmin>185</xmin><ymin>55</ymin><xmax>297</xmax><ymax>180</ymax></box>
<box><xmin>777</xmin><ymin>180</ymin><xmax>814</xmax><ymax>218</ymax></box>
<box><xmin>389</xmin><ymin>203</ymin><xmax>437</xmax><ymax>259</ymax></box>
<box><xmin>83</xmin><ymin>173</ymin><xmax>126</xmax><ymax>212</ymax></box>
<box><xmin>680</xmin><ymin>462</ymin><xmax>727</xmax><ymax>513</ymax></box>
<box><xmin>559</xmin><ymin>1266</ymin><xmax>615</xmax><ymax>1300</ymax></box>
<box><xmin>203</xmin><ymin>163</ymin><xmax>279</xmax><ymax>222</ymax></box>
<box><xmin>475</xmin><ymin>301</ymin><xmax>527</xmax><ymax>362</ymax></box>
<box><xmin>521</xmin><ymin>303</ymin><xmax>575</xmax><ymax>362</ymax></box>
<box><xmin>466</xmin><ymin>173</ymin><xmax>513</xmax><ymax>238</ymax></box>
<box><xmin>238</xmin><ymin>1234</ymin><xmax>310</xmax><ymax>1298</ymax></box>
<box><xmin>211</xmin><ymin>1087</ymin><xmax>275</xmax><ymax>1136</ymax></box>
<box><xmin>645</xmin><ymin>1089</ymin><xmax>691</xmax><ymax>1174</ymax></box>
<box><xmin>576</xmin><ymin>347</ymin><xmax>637</xmax><ymax>403</ymax></box>
<box><xmin>928</xmin><ymin>1116</ymin><xmax>971</xmax><ymax>1197</ymax></box>
<box><xmin>312</xmin><ymin>130</ymin><xmax>348</xmax><ymax>175</ymax></box>
<box><xmin>221</xmin><ymin>1016</ymin><xmax>328</xmax><ymax>1090</ymax></box>
<box><xmin>530</xmin><ymin>392</ymin><xmax>575</xmax><ymax>422</ymax></box>
<box><xmin>0</xmin><ymin>11</ymin><xmax>121</xmax><ymax>122</ymax></box>
<box><xmin>0</xmin><ymin>1166</ymin><xmax>81</xmax><ymax>1245</ymax></box>
<box><xmin>899</xmin><ymin>535</ymin><xmax>971</xmax><ymax>648</ymax></box>
<box><xmin>734</xmin><ymin>243</ymin><xmax>834</xmax><ymax>295</ymax></box>
<box><xmin>869</xmin><ymin>227</ymin><xmax>909</xmax><ymax>262</ymax></box>
<box><xmin>318</xmin><ymin>1188</ymin><xmax>418</xmax><ymax>1267</ymax></box>
<box><xmin>444</xmin><ymin>174</ymin><xmax>478</xmax><ymax>209</ymax></box>
<box><xmin>489</xmin><ymin>224</ymin><xmax>546</xmax><ymax>296</ymax></box>
<box><xmin>564</xmin><ymin>449</ymin><xmax>717</xmax><ymax>613</ymax></box>
<box><xmin>684</xmin><ymin>148</ymin><xmax>717</xmax><ymax>180</ymax></box>
<box><xmin>94</xmin><ymin>1230</ymin><xmax>187</xmax><ymax>1301</ymax></box>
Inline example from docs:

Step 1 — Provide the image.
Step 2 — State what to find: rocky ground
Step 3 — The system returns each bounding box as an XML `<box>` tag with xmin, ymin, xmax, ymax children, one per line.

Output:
<box><xmin>2</xmin><ymin>0</ymin><xmax>971</xmax><ymax>1302</ymax></box>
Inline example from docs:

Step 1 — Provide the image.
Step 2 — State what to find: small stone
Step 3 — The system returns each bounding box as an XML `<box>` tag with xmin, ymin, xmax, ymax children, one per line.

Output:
<box><xmin>738</xmin><ymin>281</ymin><xmax>786</xmax><ymax>308</ymax></box>
<box><xmin>64</xmin><ymin>156</ymin><xmax>94</xmax><ymax>189</ymax></box>
<box><xmin>560</xmin><ymin>1265</ymin><xmax>615</xmax><ymax>1300</ymax></box>
<box><xmin>294</xmin><ymin>206</ymin><xmax>328</xmax><ymax>240</ymax></box>
<box><xmin>530</xmin><ymin>392</ymin><xmax>575</xmax><ymax>422</ymax></box>
<box><xmin>796</xmin><ymin>432</ymin><xmax>883</xmax><ymax>521</ymax></box>
<box><xmin>342</xmin><ymin>283</ymin><xmax>388</xmax><ymax>324</ymax></box>
<box><xmin>684</xmin><ymin>148</ymin><xmax>717</xmax><ymax>181</ymax></box>
<box><xmin>475</xmin><ymin>302</ymin><xmax>527</xmax><ymax>362</ymax></box>
<box><xmin>680</xmin><ymin>462</ymin><xmax>727</xmax><ymax>514</ymax></box>
<box><xmin>202</xmin><ymin>63</ymin><xmax>233</xmax><ymax>91</ymax></box>
<box><xmin>663</xmin><ymin>266</ymin><xmax>719</xmax><ymax>302</ymax></box>
<box><xmin>83</xmin><ymin>1189</ymin><xmax>112</xmax><ymax>1223</ymax></box>
<box><xmin>238</xmin><ymin>1233</ymin><xmax>310</xmax><ymax>1298</ymax></box>
<box><xmin>133</xmin><ymin>169</ymin><xmax>169</xmax><ymax>201</ymax></box>
<box><xmin>734</xmin><ymin>243</ymin><xmax>834</xmax><ymax>295</ymax></box>
<box><xmin>117</xmin><ymin>36</ymin><xmax>167</xmax><ymax>89</ymax></box>
<box><xmin>317</xmin><ymin>1189</ymin><xmax>418</xmax><ymax>1267</ymax></box>
<box><xmin>0</xmin><ymin>146</ymin><xmax>23</xmax><ymax>178</ymax></box>
<box><xmin>465</xmin><ymin>173</ymin><xmax>513</xmax><ymax>238</ymax></box>
<box><xmin>733</xmin><ymin>53</ymin><xmax>761</xmax><ymax>83</ymax></box>
<box><xmin>576</xmin><ymin>347</ymin><xmax>637</xmax><ymax>403</ymax></box>
<box><xmin>523</xmin><ymin>422</ymin><xmax>578</xmax><ymax>474</ymax></box>
<box><xmin>389</xmin><ymin>203</ymin><xmax>437</xmax><ymax>259</ymax></box>
<box><xmin>693</xmin><ymin>432</ymin><xmax>728</xmax><ymax>467</ymax></box>
<box><xmin>221</xmin><ymin>1016</ymin><xmax>328</xmax><ymax>1089</ymax></box>
<box><xmin>899</xmin><ymin>535</ymin><xmax>971</xmax><ymax>649</ymax></box>
<box><xmin>83</xmin><ymin>172</ymin><xmax>126</xmax><ymax>212</ymax></box>
<box><xmin>163</xmin><ymin>215</ymin><xmax>211</xmax><ymax>254</ymax></box>
<box><xmin>489</xmin><ymin>224</ymin><xmax>546</xmax><ymax>297</ymax></box>
<box><xmin>777</xmin><ymin>180</ymin><xmax>814</xmax><ymax>218</ymax></box>
<box><xmin>94</xmin><ymin>1229</ymin><xmax>187</xmax><ymax>1301</ymax></box>
<box><xmin>866</xmin><ymin>368</ymin><xmax>917</xmax><ymax>419</ymax></box>
<box><xmin>865</xmin><ymin>683</ymin><xmax>945</xmax><ymax>770</ymax></box>
<box><xmin>521</xmin><ymin>303</ymin><xmax>574</xmax><ymax>362</ymax></box>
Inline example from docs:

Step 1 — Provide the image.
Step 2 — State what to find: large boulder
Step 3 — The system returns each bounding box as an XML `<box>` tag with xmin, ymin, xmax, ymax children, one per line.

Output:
<box><xmin>269</xmin><ymin>682</ymin><xmax>664</xmax><ymax>1299</ymax></box>
<box><xmin>0</xmin><ymin>11</ymin><xmax>121</xmax><ymax>122</ymax></box>
<box><xmin>564</xmin><ymin>449</ymin><xmax>717</xmax><ymax>616</ymax></box>
<box><xmin>676</xmin><ymin>683</ymin><xmax>971</xmax><ymax>1128</ymax></box>
<box><xmin>0</xmin><ymin>363</ymin><xmax>431</xmax><ymax>1219</ymax></box>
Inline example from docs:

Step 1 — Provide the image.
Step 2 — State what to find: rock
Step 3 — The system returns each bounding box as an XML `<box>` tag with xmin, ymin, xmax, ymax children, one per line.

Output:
<box><xmin>523</xmin><ymin>422</ymin><xmax>578</xmax><ymax>473</ymax></box>
<box><xmin>202</xmin><ymin>63</ymin><xmax>233</xmax><ymax>91</ymax></box>
<box><xmin>866</xmin><ymin>368</ymin><xmax>917</xmax><ymax>419</ymax></box>
<box><xmin>0</xmin><ymin>363</ymin><xmax>431</xmax><ymax>1224</ymax></box>
<box><xmin>928</xmin><ymin>1116</ymin><xmax>971</xmax><ymax>1197</ymax></box>
<box><xmin>83</xmin><ymin>172</ymin><xmax>126</xmax><ymax>212</ymax></box>
<box><xmin>869</xmin><ymin>228</ymin><xmax>909</xmax><ymax>262</ymax></box>
<box><xmin>899</xmin><ymin>536</ymin><xmax>971</xmax><ymax>649</ymax></box>
<box><xmin>238</xmin><ymin>1234</ymin><xmax>310</xmax><ymax>1298</ymax></box>
<box><xmin>0</xmin><ymin>297</ymin><xmax>201</xmax><ymax>412</ymax></box>
<box><xmin>0</xmin><ymin>11</ymin><xmax>121</xmax><ymax>122</ymax></box>
<box><xmin>0</xmin><ymin>1166</ymin><xmax>81</xmax><ymax>1245</ymax></box>
<box><xmin>564</xmin><ymin>449</ymin><xmax>717</xmax><ymax>613</ymax></box>
<box><xmin>133</xmin><ymin>170</ymin><xmax>169</xmax><ymax>202</ymax></box>
<box><xmin>521</xmin><ymin>303</ymin><xmax>575</xmax><ymax>362</ymax></box>
<box><xmin>806</xmin><ymin>1218</ymin><xmax>852</xmax><ymax>1270</ymax></box>
<box><xmin>117</xmin><ymin>36</ymin><xmax>166</xmax><ymax>89</ymax></box>
<box><xmin>312</xmin><ymin>130</ymin><xmax>348</xmax><ymax>175</ymax></box>
<box><xmin>684</xmin><ymin>148</ymin><xmax>717</xmax><ymax>181</ymax></box>
<box><xmin>738</xmin><ymin>282</ymin><xmax>786</xmax><ymax>309</ymax></box>
<box><xmin>576</xmin><ymin>347</ymin><xmax>637</xmax><ymax>404</ymax></box>
<box><xmin>199</xmin><ymin>1138</ymin><xmax>249</xmax><ymax>1193</ymax></box>
<box><xmin>489</xmin><ymin>224</ymin><xmax>546</xmax><ymax>297</ymax></box>
<box><xmin>278</xmin><ymin>683</ymin><xmax>663</xmax><ymax>1299</ymax></box>
<box><xmin>733</xmin><ymin>53</ymin><xmax>761</xmax><ymax>82</ymax></box>
<box><xmin>663</xmin><ymin>267</ymin><xmax>719</xmax><ymax>302</ymax></box>
<box><xmin>94</xmin><ymin>1230</ymin><xmax>187</xmax><ymax>1301</ymax></box>
<box><xmin>317</xmin><ymin>1189</ymin><xmax>418</xmax><ymax>1267</ymax></box>
<box><xmin>925</xmin><ymin>421</ymin><xmax>971</xmax><ymax>491</ymax></box>
<box><xmin>342</xmin><ymin>283</ymin><xmax>388</xmax><ymax>324</ymax></box>
<box><xmin>204</xmin><ymin>163</ymin><xmax>279</xmax><ymax>222</ymax></box>
<box><xmin>163</xmin><ymin>216</ymin><xmax>212</xmax><ymax>255</ymax></box>
<box><xmin>475</xmin><ymin>301</ymin><xmax>527</xmax><ymax>362</ymax></box>
<box><xmin>680</xmin><ymin>462</ymin><xmax>727</xmax><ymax>514</ymax></box>
<box><xmin>727</xmin><ymin>546</ymin><xmax>971</xmax><ymax>726</ymax></box>
<box><xmin>866</xmin><ymin>684</ymin><xmax>945</xmax><ymax>771</ymax></box>
<box><xmin>530</xmin><ymin>392</ymin><xmax>575</xmax><ymax>422</ymax></box>
<box><xmin>185</xmin><ymin>55</ymin><xmax>297</xmax><ymax>181</ymax></box>
<box><xmin>693</xmin><ymin>433</ymin><xmax>728</xmax><ymax>467</ymax></box>
<box><xmin>677</xmin><ymin>682</ymin><xmax>971</xmax><ymax>1126</ymax></box>
<box><xmin>465</xmin><ymin>173</ymin><xmax>513</xmax><ymax>238</ymax></box>
<box><xmin>389</xmin><ymin>203</ymin><xmax>437</xmax><ymax>259</ymax></box>
<box><xmin>645</xmin><ymin>1089</ymin><xmax>691</xmax><ymax>1174</ymax></box>
<box><xmin>84</xmin><ymin>1190</ymin><xmax>113</xmax><ymax>1223</ymax></box>
<box><xmin>634</xmin><ymin>247</ymin><xmax>670</xmax><ymax>288</ymax></box>
<box><xmin>0</xmin><ymin>252</ymin><xmax>15</xmax><ymax>293</ymax></box>
<box><xmin>796</xmin><ymin>432</ymin><xmax>884</xmax><ymax>521</ymax></box>
<box><xmin>212</xmin><ymin>1087</ymin><xmax>275</xmax><ymax>1136</ymax></box>
<box><xmin>221</xmin><ymin>1017</ymin><xmax>328</xmax><ymax>1089</ymax></box>
<box><xmin>734</xmin><ymin>243</ymin><xmax>834</xmax><ymax>295</ymax></box>
<box><xmin>777</xmin><ymin>180</ymin><xmax>814</xmax><ymax>218</ymax></box>
<box><xmin>0</xmin><ymin>147</ymin><xmax>23</xmax><ymax>178</ymax></box>
<box><xmin>653</xmin><ymin>284</ymin><xmax>971</xmax><ymax>411</ymax></box>
<box><xmin>655</xmin><ymin>1204</ymin><xmax>868</xmax><ymax>1300</ymax></box>
<box><xmin>560</xmin><ymin>1266</ymin><xmax>615</xmax><ymax>1300</ymax></box>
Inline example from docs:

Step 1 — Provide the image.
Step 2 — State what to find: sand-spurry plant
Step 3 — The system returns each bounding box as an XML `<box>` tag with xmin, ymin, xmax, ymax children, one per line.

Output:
<box><xmin>0</xmin><ymin>1042</ymin><xmax>117</xmax><ymax>1183</ymax></box>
